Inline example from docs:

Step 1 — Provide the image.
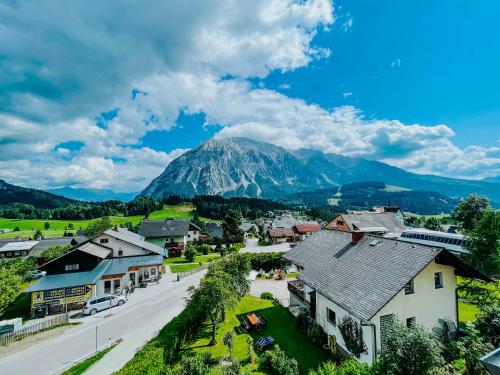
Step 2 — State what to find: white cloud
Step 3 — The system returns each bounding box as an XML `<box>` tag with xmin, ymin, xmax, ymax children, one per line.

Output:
<box><xmin>342</xmin><ymin>92</ymin><xmax>353</xmax><ymax>97</ymax></box>
<box><xmin>0</xmin><ymin>0</ymin><xmax>498</xmax><ymax>193</ymax></box>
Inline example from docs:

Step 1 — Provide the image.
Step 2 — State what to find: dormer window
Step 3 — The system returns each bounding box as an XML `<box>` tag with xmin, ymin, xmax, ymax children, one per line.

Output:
<box><xmin>100</xmin><ymin>238</ymin><xmax>109</xmax><ymax>244</ymax></box>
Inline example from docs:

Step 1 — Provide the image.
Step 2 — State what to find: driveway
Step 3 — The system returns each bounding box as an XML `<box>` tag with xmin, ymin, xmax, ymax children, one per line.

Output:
<box><xmin>0</xmin><ymin>270</ymin><xmax>205</xmax><ymax>375</ymax></box>
<box><xmin>250</xmin><ymin>279</ymin><xmax>290</xmax><ymax>307</ymax></box>
<box><xmin>241</xmin><ymin>238</ymin><xmax>292</xmax><ymax>253</ymax></box>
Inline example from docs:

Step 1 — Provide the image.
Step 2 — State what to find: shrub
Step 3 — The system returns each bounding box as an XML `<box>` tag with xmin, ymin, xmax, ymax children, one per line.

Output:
<box><xmin>184</xmin><ymin>245</ymin><xmax>196</xmax><ymax>263</ymax></box>
<box><xmin>259</xmin><ymin>345</ymin><xmax>299</xmax><ymax>375</ymax></box>
<box><xmin>309</xmin><ymin>359</ymin><xmax>372</xmax><ymax>375</ymax></box>
<box><xmin>260</xmin><ymin>292</ymin><xmax>273</xmax><ymax>300</ymax></box>
<box><xmin>379</xmin><ymin>319</ymin><xmax>444</xmax><ymax>375</ymax></box>
<box><xmin>245</xmin><ymin>252</ymin><xmax>289</xmax><ymax>272</ymax></box>
<box><xmin>246</xmin><ymin>335</ymin><xmax>255</xmax><ymax>364</ymax></box>
<box><xmin>338</xmin><ymin>316</ymin><xmax>367</xmax><ymax>358</ymax></box>
<box><xmin>172</xmin><ymin>351</ymin><xmax>217</xmax><ymax>375</ymax></box>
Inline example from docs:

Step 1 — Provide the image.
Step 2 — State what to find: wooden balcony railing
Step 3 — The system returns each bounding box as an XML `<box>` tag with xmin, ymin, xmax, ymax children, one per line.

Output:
<box><xmin>288</xmin><ymin>280</ymin><xmax>305</xmax><ymax>301</ymax></box>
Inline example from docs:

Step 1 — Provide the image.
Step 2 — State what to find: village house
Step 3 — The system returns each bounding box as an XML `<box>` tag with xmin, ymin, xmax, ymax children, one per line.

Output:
<box><xmin>292</xmin><ymin>223</ymin><xmax>321</xmax><ymax>240</ymax></box>
<box><xmin>267</xmin><ymin>227</ymin><xmax>300</xmax><ymax>244</ymax></box>
<box><xmin>138</xmin><ymin>218</ymin><xmax>201</xmax><ymax>257</ymax></box>
<box><xmin>25</xmin><ymin>227</ymin><xmax>165</xmax><ymax>317</ymax></box>
<box><xmin>325</xmin><ymin>210</ymin><xmax>406</xmax><ymax>238</ymax></box>
<box><xmin>205</xmin><ymin>222</ymin><xmax>223</xmax><ymax>239</ymax></box>
<box><xmin>240</xmin><ymin>222</ymin><xmax>258</xmax><ymax>238</ymax></box>
<box><xmin>0</xmin><ymin>240</ymin><xmax>39</xmax><ymax>260</ymax></box>
<box><xmin>284</xmin><ymin>230</ymin><xmax>489</xmax><ymax>365</ymax></box>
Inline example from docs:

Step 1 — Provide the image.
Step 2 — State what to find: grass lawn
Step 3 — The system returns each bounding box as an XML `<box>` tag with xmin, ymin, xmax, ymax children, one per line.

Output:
<box><xmin>458</xmin><ymin>301</ymin><xmax>479</xmax><ymax>327</ymax></box>
<box><xmin>183</xmin><ymin>295</ymin><xmax>329</xmax><ymax>374</ymax></box>
<box><xmin>61</xmin><ymin>343</ymin><xmax>117</xmax><ymax>375</ymax></box>
<box><xmin>169</xmin><ymin>263</ymin><xmax>201</xmax><ymax>273</ymax></box>
<box><xmin>164</xmin><ymin>254</ymin><xmax>220</xmax><ymax>265</ymax></box>
<box><xmin>0</xmin><ymin>203</ymin><xmax>215</xmax><ymax>239</ymax></box>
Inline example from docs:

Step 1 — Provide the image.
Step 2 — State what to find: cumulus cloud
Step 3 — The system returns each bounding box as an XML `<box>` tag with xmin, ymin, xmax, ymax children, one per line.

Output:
<box><xmin>0</xmin><ymin>0</ymin><xmax>498</xmax><ymax>192</ymax></box>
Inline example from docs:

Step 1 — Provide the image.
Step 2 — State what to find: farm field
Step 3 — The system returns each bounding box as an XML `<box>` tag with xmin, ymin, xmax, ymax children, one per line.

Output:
<box><xmin>0</xmin><ymin>204</ymin><xmax>210</xmax><ymax>240</ymax></box>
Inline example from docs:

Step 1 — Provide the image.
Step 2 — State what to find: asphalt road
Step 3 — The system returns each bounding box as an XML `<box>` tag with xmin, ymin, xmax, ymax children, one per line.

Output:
<box><xmin>0</xmin><ymin>271</ymin><xmax>205</xmax><ymax>375</ymax></box>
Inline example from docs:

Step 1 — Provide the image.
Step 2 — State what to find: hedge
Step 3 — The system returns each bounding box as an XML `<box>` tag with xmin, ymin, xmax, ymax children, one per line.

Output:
<box><xmin>244</xmin><ymin>252</ymin><xmax>289</xmax><ymax>272</ymax></box>
<box><xmin>115</xmin><ymin>303</ymin><xmax>205</xmax><ymax>375</ymax></box>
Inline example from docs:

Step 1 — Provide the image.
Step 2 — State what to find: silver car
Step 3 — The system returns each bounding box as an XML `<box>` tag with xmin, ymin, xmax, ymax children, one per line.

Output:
<box><xmin>82</xmin><ymin>294</ymin><xmax>127</xmax><ymax>315</ymax></box>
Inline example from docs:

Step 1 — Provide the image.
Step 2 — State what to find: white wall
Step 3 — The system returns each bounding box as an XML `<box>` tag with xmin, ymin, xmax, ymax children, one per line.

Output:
<box><xmin>95</xmin><ymin>233</ymin><xmax>152</xmax><ymax>257</ymax></box>
<box><xmin>187</xmin><ymin>229</ymin><xmax>199</xmax><ymax>242</ymax></box>
<box><xmin>314</xmin><ymin>291</ymin><xmax>375</xmax><ymax>364</ymax></box>
<box><xmin>370</xmin><ymin>259</ymin><xmax>457</xmax><ymax>351</ymax></box>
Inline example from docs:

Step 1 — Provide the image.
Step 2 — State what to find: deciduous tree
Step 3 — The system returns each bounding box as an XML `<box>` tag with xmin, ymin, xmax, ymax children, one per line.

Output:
<box><xmin>465</xmin><ymin>209</ymin><xmax>500</xmax><ymax>276</ymax></box>
<box><xmin>452</xmin><ymin>194</ymin><xmax>490</xmax><ymax>231</ymax></box>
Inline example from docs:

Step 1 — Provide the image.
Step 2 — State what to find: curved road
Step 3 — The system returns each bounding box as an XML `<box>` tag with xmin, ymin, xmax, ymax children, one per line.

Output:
<box><xmin>0</xmin><ymin>271</ymin><xmax>204</xmax><ymax>375</ymax></box>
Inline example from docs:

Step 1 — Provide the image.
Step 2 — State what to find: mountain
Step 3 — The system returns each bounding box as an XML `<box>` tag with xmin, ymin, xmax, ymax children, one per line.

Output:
<box><xmin>141</xmin><ymin>137</ymin><xmax>500</xmax><ymax>203</ymax></box>
<box><xmin>0</xmin><ymin>179</ymin><xmax>77</xmax><ymax>209</ymax></box>
<box><xmin>47</xmin><ymin>187</ymin><xmax>137</xmax><ymax>202</ymax></box>
<box><xmin>483</xmin><ymin>175</ymin><xmax>500</xmax><ymax>183</ymax></box>
<box><xmin>142</xmin><ymin>137</ymin><xmax>331</xmax><ymax>199</ymax></box>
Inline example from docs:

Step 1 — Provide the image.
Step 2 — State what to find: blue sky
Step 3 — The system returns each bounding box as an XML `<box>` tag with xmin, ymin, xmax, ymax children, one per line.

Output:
<box><xmin>1</xmin><ymin>1</ymin><xmax>499</xmax><ymax>191</ymax></box>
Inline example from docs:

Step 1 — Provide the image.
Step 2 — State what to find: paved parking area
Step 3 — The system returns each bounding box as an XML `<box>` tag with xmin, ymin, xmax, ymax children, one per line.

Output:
<box><xmin>250</xmin><ymin>279</ymin><xmax>290</xmax><ymax>307</ymax></box>
<box><xmin>241</xmin><ymin>238</ymin><xmax>292</xmax><ymax>253</ymax></box>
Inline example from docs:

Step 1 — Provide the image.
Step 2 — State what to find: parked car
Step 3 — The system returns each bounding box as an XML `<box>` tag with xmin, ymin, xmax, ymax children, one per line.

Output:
<box><xmin>82</xmin><ymin>294</ymin><xmax>127</xmax><ymax>315</ymax></box>
<box><xmin>30</xmin><ymin>270</ymin><xmax>46</xmax><ymax>279</ymax></box>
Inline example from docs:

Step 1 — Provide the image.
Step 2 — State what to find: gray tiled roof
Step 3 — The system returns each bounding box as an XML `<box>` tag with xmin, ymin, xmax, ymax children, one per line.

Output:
<box><xmin>205</xmin><ymin>222</ymin><xmax>223</xmax><ymax>238</ymax></box>
<box><xmin>283</xmin><ymin>230</ymin><xmax>444</xmax><ymax>321</ymax></box>
<box><xmin>104</xmin><ymin>228</ymin><xmax>165</xmax><ymax>256</ymax></box>
<box><xmin>138</xmin><ymin>220</ymin><xmax>190</xmax><ymax>237</ymax></box>
<box><xmin>341</xmin><ymin>212</ymin><xmax>405</xmax><ymax>235</ymax></box>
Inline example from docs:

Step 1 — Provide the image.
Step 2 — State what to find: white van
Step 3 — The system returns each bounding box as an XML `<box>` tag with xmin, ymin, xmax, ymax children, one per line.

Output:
<box><xmin>82</xmin><ymin>294</ymin><xmax>127</xmax><ymax>315</ymax></box>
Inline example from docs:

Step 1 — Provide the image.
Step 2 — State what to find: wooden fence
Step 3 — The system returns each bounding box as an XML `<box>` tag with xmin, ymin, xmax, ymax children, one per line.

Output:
<box><xmin>177</xmin><ymin>264</ymin><xmax>209</xmax><ymax>280</ymax></box>
<box><xmin>0</xmin><ymin>313</ymin><xmax>69</xmax><ymax>346</ymax></box>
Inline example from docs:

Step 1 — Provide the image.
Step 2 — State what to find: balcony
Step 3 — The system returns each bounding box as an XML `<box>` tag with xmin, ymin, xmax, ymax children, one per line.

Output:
<box><xmin>288</xmin><ymin>280</ymin><xmax>305</xmax><ymax>301</ymax></box>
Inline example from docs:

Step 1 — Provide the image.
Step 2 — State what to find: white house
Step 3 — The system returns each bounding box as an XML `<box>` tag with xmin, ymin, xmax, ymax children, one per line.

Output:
<box><xmin>284</xmin><ymin>230</ymin><xmax>490</xmax><ymax>365</ymax></box>
<box><xmin>26</xmin><ymin>227</ymin><xmax>165</xmax><ymax>316</ymax></box>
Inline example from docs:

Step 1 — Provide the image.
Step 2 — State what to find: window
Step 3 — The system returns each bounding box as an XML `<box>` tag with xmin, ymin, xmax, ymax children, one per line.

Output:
<box><xmin>96</xmin><ymin>297</ymin><xmax>106</xmax><ymax>303</ymax></box>
<box><xmin>327</xmin><ymin>308</ymin><xmax>336</xmax><ymax>326</ymax></box>
<box><xmin>337</xmin><ymin>220</ymin><xmax>344</xmax><ymax>225</ymax></box>
<box><xmin>151</xmin><ymin>268</ymin><xmax>156</xmax><ymax>276</ymax></box>
<box><xmin>118</xmin><ymin>250</ymin><xmax>123</xmax><ymax>256</ymax></box>
<box><xmin>113</xmin><ymin>279</ymin><xmax>121</xmax><ymax>291</ymax></box>
<box><xmin>404</xmin><ymin>279</ymin><xmax>415</xmax><ymax>295</ymax></box>
<box><xmin>406</xmin><ymin>317</ymin><xmax>416</xmax><ymax>328</ymax></box>
<box><xmin>65</xmin><ymin>264</ymin><xmax>79</xmax><ymax>271</ymax></box>
<box><xmin>100</xmin><ymin>238</ymin><xmax>109</xmax><ymax>244</ymax></box>
<box><xmin>434</xmin><ymin>272</ymin><xmax>443</xmax><ymax>289</ymax></box>
<box><xmin>14</xmin><ymin>251</ymin><xmax>20</xmax><ymax>256</ymax></box>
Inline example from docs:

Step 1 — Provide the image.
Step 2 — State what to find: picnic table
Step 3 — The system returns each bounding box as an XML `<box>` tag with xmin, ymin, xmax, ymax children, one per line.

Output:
<box><xmin>247</xmin><ymin>313</ymin><xmax>259</xmax><ymax>326</ymax></box>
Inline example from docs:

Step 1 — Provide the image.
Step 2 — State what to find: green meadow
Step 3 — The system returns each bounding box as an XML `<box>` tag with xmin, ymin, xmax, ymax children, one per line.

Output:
<box><xmin>0</xmin><ymin>203</ymin><xmax>211</xmax><ymax>239</ymax></box>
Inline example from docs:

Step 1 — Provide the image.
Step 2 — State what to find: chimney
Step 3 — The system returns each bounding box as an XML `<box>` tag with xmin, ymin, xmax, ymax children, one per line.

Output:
<box><xmin>114</xmin><ymin>225</ymin><xmax>119</xmax><ymax>232</ymax></box>
<box><xmin>351</xmin><ymin>231</ymin><xmax>364</xmax><ymax>243</ymax></box>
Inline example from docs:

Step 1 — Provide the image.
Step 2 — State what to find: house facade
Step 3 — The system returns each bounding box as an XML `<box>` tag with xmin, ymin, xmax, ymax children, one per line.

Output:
<box><xmin>325</xmin><ymin>211</ymin><xmax>406</xmax><ymax>238</ymax></box>
<box><xmin>284</xmin><ymin>230</ymin><xmax>489</xmax><ymax>365</ymax></box>
<box><xmin>267</xmin><ymin>228</ymin><xmax>299</xmax><ymax>244</ymax></box>
<box><xmin>138</xmin><ymin>219</ymin><xmax>201</xmax><ymax>257</ymax></box>
<box><xmin>26</xmin><ymin>227</ymin><xmax>165</xmax><ymax>316</ymax></box>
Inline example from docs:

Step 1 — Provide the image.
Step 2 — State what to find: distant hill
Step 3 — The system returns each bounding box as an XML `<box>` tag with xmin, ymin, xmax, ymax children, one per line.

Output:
<box><xmin>0</xmin><ymin>179</ymin><xmax>77</xmax><ymax>209</ymax></box>
<box><xmin>282</xmin><ymin>181</ymin><xmax>459</xmax><ymax>214</ymax></box>
<box><xmin>141</xmin><ymin>137</ymin><xmax>500</xmax><ymax>203</ymax></box>
<box><xmin>47</xmin><ymin>187</ymin><xmax>137</xmax><ymax>202</ymax></box>
<box><xmin>483</xmin><ymin>175</ymin><xmax>500</xmax><ymax>183</ymax></box>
